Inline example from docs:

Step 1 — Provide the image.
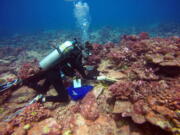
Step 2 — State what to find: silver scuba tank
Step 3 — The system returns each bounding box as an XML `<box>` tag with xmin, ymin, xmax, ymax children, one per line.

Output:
<box><xmin>39</xmin><ymin>41</ymin><xmax>73</xmax><ymax>71</ymax></box>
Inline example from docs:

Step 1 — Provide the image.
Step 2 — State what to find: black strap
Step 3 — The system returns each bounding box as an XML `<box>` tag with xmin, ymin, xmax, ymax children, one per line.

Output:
<box><xmin>55</xmin><ymin>46</ymin><xmax>62</xmax><ymax>55</ymax></box>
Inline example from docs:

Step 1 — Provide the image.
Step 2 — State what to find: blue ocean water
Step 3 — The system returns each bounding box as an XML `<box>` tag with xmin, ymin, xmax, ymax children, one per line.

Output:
<box><xmin>0</xmin><ymin>0</ymin><xmax>180</xmax><ymax>36</ymax></box>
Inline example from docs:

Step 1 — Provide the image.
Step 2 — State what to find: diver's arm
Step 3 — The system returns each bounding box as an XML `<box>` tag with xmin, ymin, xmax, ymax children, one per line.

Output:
<box><xmin>68</xmin><ymin>52</ymin><xmax>88</xmax><ymax>79</ymax></box>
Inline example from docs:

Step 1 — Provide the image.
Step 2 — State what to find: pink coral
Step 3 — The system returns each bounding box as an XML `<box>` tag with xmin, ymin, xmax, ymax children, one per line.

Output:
<box><xmin>109</xmin><ymin>81</ymin><xmax>134</xmax><ymax>100</ymax></box>
<box><xmin>133</xmin><ymin>100</ymin><xmax>146</xmax><ymax>115</ymax></box>
<box><xmin>18</xmin><ymin>60</ymin><xmax>40</xmax><ymax>80</ymax></box>
<box><xmin>92</xmin><ymin>43</ymin><xmax>103</xmax><ymax>55</ymax></box>
<box><xmin>138</xmin><ymin>32</ymin><xmax>149</xmax><ymax>40</ymax></box>
<box><xmin>71</xmin><ymin>92</ymin><xmax>99</xmax><ymax>121</ymax></box>
<box><xmin>104</xmin><ymin>42</ymin><xmax>115</xmax><ymax>50</ymax></box>
<box><xmin>87</xmin><ymin>55</ymin><xmax>101</xmax><ymax>65</ymax></box>
<box><xmin>87</xmin><ymin>42</ymin><xmax>115</xmax><ymax>65</ymax></box>
<box><xmin>79</xmin><ymin>92</ymin><xmax>99</xmax><ymax>121</ymax></box>
<box><xmin>122</xmin><ymin>34</ymin><xmax>139</xmax><ymax>41</ymax></box>
<box><xmin>11</xmin><ymin>103</ymin><xmax>51</xmax><ymax>126</ymax></box>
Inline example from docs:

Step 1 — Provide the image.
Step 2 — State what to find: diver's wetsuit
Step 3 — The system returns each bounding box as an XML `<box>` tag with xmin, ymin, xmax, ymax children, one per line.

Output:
<box><xmin>44</xmin><ymin>45</ymin><xmax>87</xmax><ymax>102</ymax></box>
<box><xmin>26</xmin><ymin>43</ymin><xmax>87</xmax><ymax>102</ymax></box>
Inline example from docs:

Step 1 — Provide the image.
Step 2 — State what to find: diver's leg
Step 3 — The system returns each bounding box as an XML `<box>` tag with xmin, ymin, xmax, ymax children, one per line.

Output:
<box><xmin>45</xmin><ymin>68</ymin><xmax>69</xmax><ymax>102</ymax></box>
<box><xmin>26</xmin><ymin>70</ymin><xmax>53</xmax><ymax>94</ymax></box>
<box><xmin>39</xmin><ymin>79</ymin><xmax>51</xmax><ymax>94</ymax></box>
<box><xmin>25</xmin><ymin>73</ymin><xmax>50</xmax><ymax>93</ymax></box>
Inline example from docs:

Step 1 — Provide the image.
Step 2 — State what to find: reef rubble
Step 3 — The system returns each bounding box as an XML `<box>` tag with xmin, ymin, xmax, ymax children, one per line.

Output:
<box><xmin>0</xmin><ymin>32</ymin><xmax>179</xmax><ymax>135</ymax></box>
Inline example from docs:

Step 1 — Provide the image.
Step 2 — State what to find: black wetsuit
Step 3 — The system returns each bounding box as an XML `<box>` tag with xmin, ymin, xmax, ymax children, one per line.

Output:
<box><xmin>25</xmin><ymin>43</ymin><xmax>87</xmax><ymax>102</ymax></box>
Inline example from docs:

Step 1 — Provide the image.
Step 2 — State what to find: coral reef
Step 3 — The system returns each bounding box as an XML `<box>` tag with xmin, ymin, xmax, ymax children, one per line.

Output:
<box><xmin>17</xmin><ymin>60</ymin><xmax>40</xmax><ymax>80</ymax></box>
<box><xmin>58</xmin><ymin>112</ymin><xmax>117</xmax><ymax>135</ymax></box>
<box><xmin>11</xmin><ymin>103</ymin><xmax>51</xmax><ymax>126</ymax></box>
<box><xmin>0</xmin><ymin>122</ymin><xmax>14</xmax><ymax>135</ymax></box>
<box><xmin>0</xmin><ymin>28</ymin><xmax>180</xmax><ymax>135</ymax></box>
<box><xmin>106</xmin><ymin>33</ymin><xmax>180</xmax><ymax>134</ymax></box>
<box><xmin>71</xmin><ymin>92</ymin><xmax>99</xmax><ymax>121</ymax></box>
<box><xmin>0</xmin><ymin>103</ymin><xmax>51</xmax><ymax>135</ymax></box>
<box><xmin>72</xmin><ymin>114</ymin><xmax>117</xmax><ymax>135</ymax></box>
<box><xmin>0</xmin><ymin>90</ymin><xmax>12</xmax><ymax>105</ymax></box>
<box><xmin>0</xmin><ymin>46</ymin><xmax>26</xmax><ymax>75</ymax></box>
<box><xmin>8</xmin><ymin>86</ymin><xmax>36</xmax><ymax>104</ymax></box>
<box><xmin>28</xmin><ymin>118</ymin><xmax>61</xmax><ymax>135</ymax></box>
<box><xmin>86</xmin><ymin>42</ymin><xmax>115</xmax><ymax>65</ymax></box>
<box><xmin>78</xmin><ymin>92</ymin><xmax>99</xmax><ymax>121</ymax></box>
<box><xmin>0</xmin><ymin>46</ymin><xmax>24</xmax><ymax>58</ymax></box>
<box><xmin>109</xmin><ymin>80</ymin><xmax>134</xmax><ymax>100</ymax></box>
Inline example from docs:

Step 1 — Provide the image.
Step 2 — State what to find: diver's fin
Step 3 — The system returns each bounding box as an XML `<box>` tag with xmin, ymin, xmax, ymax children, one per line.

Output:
<box><xmin>0</xmin><ymin>79</ymin><xmax>22</xmax><ymax>93</ymax></box>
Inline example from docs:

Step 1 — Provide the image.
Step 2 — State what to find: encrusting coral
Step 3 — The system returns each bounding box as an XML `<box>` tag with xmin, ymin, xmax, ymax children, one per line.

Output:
<box><xmin>105</xmin><ymin>33</ymin><xmax>180</xmax><ymax>134</ymax></box>
<box><xmin>72</xmin><ymin>92</ymin><xmax>100</xmax><ymax>121</ymax></box>
<box><xmin>17</xmin><ymin>60</ymin><xmax>40</xmax><ymax>80</ymax></box>
<box><xmin>11</xmin><ymin>103</ymin><xmax>51</xmax><ymax>126</ymax></box>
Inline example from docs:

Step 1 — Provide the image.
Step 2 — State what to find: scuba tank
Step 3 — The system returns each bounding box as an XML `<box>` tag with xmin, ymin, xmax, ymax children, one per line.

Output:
<box><xmin>39</xmin><ymin>41</ymin><xmax>75</xmax><ymax>71</ymax></box>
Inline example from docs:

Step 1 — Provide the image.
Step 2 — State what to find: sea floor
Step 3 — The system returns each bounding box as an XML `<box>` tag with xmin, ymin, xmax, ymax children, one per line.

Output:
<box><xmin>0</xmin><ymin>26</ymin><xmax>180</xmax><ymax>135</ymax></box>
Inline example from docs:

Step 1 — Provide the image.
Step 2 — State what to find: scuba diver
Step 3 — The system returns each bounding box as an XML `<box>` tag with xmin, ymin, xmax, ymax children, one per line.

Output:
<box><xmin>21</xmin><ymin>39</ymin><xmax>95</xmax><ymax>103</ymax></box>
<box><xmin>0</xmin><ymin>39</ymin><xmax>95</xmax><ymax>103</ymax></box>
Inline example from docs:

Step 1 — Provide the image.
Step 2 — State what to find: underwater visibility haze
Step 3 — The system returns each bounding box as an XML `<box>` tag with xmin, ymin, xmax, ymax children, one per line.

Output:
<box><xmin>0</xmin><ymin>0</ymin><xmax>180</xmax><ymax>36</ymax></box>
<box><xmin>0</xmin><ymin>0</ymin><xmax>180</xmax><ymax>135</ymax></box>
